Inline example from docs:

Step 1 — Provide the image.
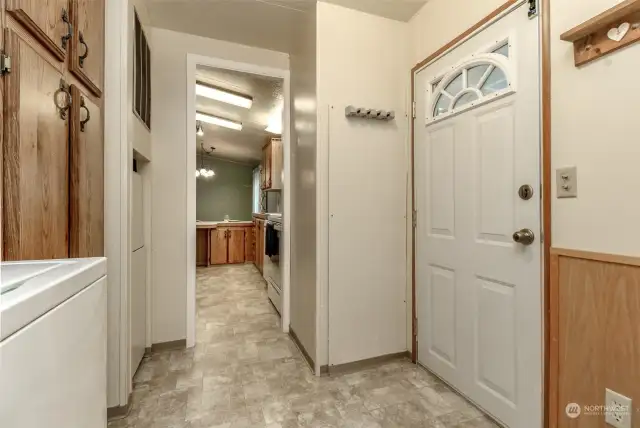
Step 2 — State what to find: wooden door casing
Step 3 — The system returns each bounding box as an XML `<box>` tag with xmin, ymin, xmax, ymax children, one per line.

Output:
<box><xmin>6</xmin><ymin>0</ymin><xmax>71</xmax><ymax>61</ymax></box>
<box><xmin>69</xmin><ymin>84</ymin><xmax>103</xmax><ymax>257</ymax></box>
<box><xmin>69</xmin><ymin>0</ymin><xmax>103</xmax><ymax>96</ymax></box>
<box><xmin>3</xmin><ymin>29</ymin><xmax>69</xmax><ymax>260</ymax></box>
<box><xmin>228</xmin><ymin>228</ymin><xmax>245</xmax><ymax>264</ymax></box>
<box><xmin>210</xmin><ymin>228</ymin><xmax>228</xmax><ymax>265</ymax></box>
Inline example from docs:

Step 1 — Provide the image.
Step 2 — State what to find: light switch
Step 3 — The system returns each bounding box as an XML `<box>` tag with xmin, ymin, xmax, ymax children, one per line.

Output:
<box><xmin>556</xmin><ymin>166</ymin><xmax>578</xmax><ymax>198</ymax></box>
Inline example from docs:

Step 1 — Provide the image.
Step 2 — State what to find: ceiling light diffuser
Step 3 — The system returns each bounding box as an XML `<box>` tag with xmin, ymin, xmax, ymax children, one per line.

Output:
<box><xmin>196</xmin><ymin>82</ymin><xmax>253</xmax><ymax>109</ymax></box>
<box><xmin>196</xmin><ymin>112</ymin><xmax>243</xmax><ymax>131</ymax></box>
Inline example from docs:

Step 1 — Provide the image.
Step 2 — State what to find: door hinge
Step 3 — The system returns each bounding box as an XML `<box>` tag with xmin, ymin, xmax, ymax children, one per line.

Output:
<box><xmin>528</xmin><ymin>0</ymin><xmax>539</xmax><ymax>19</ymax></box>
<box><xmin>412</xmin><ymin>101</ymin><xmax>417</xmax><ymax>119</ymax></box>
<box><xmin>412</xmin><ymin>210</ymin><xmax>417</xmax><ymax>229</ymax></box>
<box><xmin>414</xmin><ymin>317</ymin><xmax>418</xmax><ymax>337</ymax></box>
<box><xmin>1</xmin><ymin>53</ymin><xmax>11</xmax><ymax>75</ymax></box>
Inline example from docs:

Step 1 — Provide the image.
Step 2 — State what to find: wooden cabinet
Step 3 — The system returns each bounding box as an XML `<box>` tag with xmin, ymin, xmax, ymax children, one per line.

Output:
<box><xmin>6</xmin><ymin>0</ymin><xmax>71</xmax><ymax>60</ymax></box>
<box><xmin>210</xmin><ymin>228</ymin><xmax>229</xmax><ymax>265</ymax></box>
<box><xmin>2</xmin><ymin>0</ymin><xmax>105</xmax><ymax>261</ymax></box>
<box><xmin>196</xmin><ymin>229</ymin><xmax>209</xmax><ymax>267</ymax></box>
<box><xmin>261</xmin><ymin>138</ymin><xmax>283</xmax><ymax>191</ymax></box>
<box><xmin>69</xmin><ymin>0</ymin><xmax>104</xmax><ymax>96</ymax></box>
<box><xmin>69</xmin><ymin>84</ymin><xmax>103</xmax><ymax>257</ymax></box>
<box><xmin>227</xmin><ymin>228</ymin><xmax>245</xmax><ymax>264</ymax></box>
<box><xmin>254</xmin><ymin>219</ymin><xmax>265</xmax><ymax>274</ymax></box>
<box><xmin>3</xmin><ymin>30</ymin><xmax>70</xmax><ymax>260</ymax></box>
<box><xmin>244</xmin><ymin>226</ymin><xmax>255</xmax><ymax>262</ymax></box>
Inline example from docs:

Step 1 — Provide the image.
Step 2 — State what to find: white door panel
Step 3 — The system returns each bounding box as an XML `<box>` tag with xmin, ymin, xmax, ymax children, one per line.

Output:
<box><xmin>415</xmin><ymin>3</ymin><xmax>541</xmax><ymax>427</ymax></box>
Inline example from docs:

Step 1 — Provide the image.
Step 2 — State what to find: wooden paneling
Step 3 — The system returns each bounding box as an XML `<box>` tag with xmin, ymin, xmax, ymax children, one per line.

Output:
<box><xmin>244</xmin><ymin>226</ymin><xmax>255</xmax><ymax>263</ymax></box>
<box><xmin>6</xmin><ymin>0</ymin><xmax>70</xmax><ymax>61</ymax></box>
<box><xmin>69</xmin><ymin>84</ymin><xmax>103</xmax><ymax>257</ymax></box>
<box><xmin>227</xmin><ymin>228</ymin><xmax>245</xmax><ymax>264</ymax></box>
<box><xmin>196</xmin><ymin>228</ymin><xmax>209</xmax><ymax>267</ymax></box>
<box><xmin>550</xmin><ymin>249</ymin><xmax>640</xmax><ymax>428</ymax></box>
<box><xmin>69</xmin><ymin>0</ymin><xmax>104</xmax><ymax>96</ymax></box>
<box><xmin>210</xmin><ymin>228</ymin><xmax>228</xmax><ymax>265</ymax></box>
<box><xmin>3</xmin><ymin>30</ymin><xmax>69</xmax><ymax>260</ymax></box>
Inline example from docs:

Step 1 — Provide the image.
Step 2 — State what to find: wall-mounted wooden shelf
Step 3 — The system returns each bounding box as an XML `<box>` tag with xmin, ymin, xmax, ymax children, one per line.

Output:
<box><xmin>561</xmin><ymin>0</ymin><xmax>640</xmax><ymax>66</ymax></box>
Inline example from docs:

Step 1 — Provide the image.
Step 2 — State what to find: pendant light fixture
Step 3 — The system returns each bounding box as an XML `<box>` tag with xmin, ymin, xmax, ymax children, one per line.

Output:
<box><xmin>196</xmin><ymin>144</ymin><xmax>215</xmax><ymax>178</ymax></box>
<box><xmin>196</xmin><ymin>121</ymin><xmax>204</xmax><ymax>137</ymax></box>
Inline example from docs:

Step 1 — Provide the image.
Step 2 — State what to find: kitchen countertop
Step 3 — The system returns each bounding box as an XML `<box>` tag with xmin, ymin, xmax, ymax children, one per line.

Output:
<box><xmin>196</xmin><ymin>221</ymin><xmax>254</xmax><ymax>229</ymax></box>
<box><xmin>252</xmin><ymin>213</ymin><xmax>268</xmax><ymax>220</ymax></box>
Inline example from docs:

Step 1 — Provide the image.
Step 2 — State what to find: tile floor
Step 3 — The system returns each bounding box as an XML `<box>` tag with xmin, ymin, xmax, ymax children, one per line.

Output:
<box><xmin>109</xmin><ymin>264</ymin><xmax>498</xmax><ymax>428</ymax></box>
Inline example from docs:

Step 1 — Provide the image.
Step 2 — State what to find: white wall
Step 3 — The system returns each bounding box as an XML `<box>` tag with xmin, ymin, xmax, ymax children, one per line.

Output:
<box><xmin>316</xmin><ymin>2</ymin><xmax>409</xmax><ymax>367</ymax></box>
<box><xmin>550</xmin><ymin>0</ymin><xmax>640</xmax><ymax>256</ymax></box>
<box><xmin>289</xmin><ymin>5</ymin><xmax>318</xmax><ymax>366</ymax></box>
<box><xmin>149</xmin><ymin>28</ymin><xmax>289</xmax><ymax>344</ymax></box>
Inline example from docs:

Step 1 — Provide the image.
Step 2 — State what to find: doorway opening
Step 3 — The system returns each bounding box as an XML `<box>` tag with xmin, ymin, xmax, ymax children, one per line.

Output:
<box><xmin>185</xmin><ymin>56</ymin><xmax>291</xmax><ymax>349</ymax></box>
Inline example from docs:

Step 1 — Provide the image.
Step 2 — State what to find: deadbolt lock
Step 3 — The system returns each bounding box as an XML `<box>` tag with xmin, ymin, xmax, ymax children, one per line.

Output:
<box><xmin>513</xmin><ymin>229</ymin><xmax>535</xmax><ymax>245</ymax></box>
<box><xmin>518</xmin><ymin>184</ymin><xmax>534</xmax><ymax>200</ymax></box>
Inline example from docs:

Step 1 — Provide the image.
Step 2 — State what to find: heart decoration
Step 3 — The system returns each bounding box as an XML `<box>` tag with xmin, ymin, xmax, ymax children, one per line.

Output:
<box><xmin>607</xmin><ymin>22</ymin><xmax>630</xmax><ymax>42</ymax></box>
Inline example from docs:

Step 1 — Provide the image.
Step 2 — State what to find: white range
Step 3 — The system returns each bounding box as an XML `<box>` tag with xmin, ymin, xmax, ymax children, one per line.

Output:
<box><xmin>0</xmin><ymin>258</ymin><xmax>107</xmax><ymax>428</ymax></box>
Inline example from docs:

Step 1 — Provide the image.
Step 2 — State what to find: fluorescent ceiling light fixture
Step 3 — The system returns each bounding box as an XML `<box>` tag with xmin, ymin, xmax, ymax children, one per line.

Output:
<box><xmin>196</xmin><ymin>82</ymin><xmax>253</xmax><ymax>109</ymax></box>
<box><xmin>196</xmin><ymin>112</ymin><xmax>243</xmax><ymax>131</ymax></box>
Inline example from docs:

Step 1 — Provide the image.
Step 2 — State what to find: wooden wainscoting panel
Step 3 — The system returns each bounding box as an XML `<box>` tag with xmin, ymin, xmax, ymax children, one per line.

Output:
<box><xmin>551</xmin><ymin>249</ymin><xmax>640</xmax><ymax>428</ymax></box>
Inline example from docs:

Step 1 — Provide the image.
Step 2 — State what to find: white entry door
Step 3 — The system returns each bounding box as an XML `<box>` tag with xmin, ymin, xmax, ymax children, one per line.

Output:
<box><xmin>414</xmin><ymin>3</ymin><xmax>541</xmax><ymax>427</ymax></box>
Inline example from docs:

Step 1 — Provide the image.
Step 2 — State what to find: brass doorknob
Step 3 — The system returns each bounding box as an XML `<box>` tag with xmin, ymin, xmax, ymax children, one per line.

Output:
<box><xmin>513</xmin><ymin>229</ymin><xmax>535</xmax><ymax>245</ymax></box>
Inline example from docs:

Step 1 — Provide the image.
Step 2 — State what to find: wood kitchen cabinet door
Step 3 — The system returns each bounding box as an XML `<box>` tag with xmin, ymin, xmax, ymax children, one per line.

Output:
<box><xmin>210</xmin><ymin>228</ymin><xmax>228</xmax><ymax>265</ymax></box>
<box><xmin>69</xmin><ymin>85</ymin><xmax>103</xmax><ymax>257</ymax></box>
<box><xmin>228</xmin><ymin>228</ymin><xmax>245</xmax><ymax>264</ymax></box>
<box><xmin>196</xmin><ymin>229</ymin><xmax>209</xmax><ymax>267</ymax></box>
<box><xmin>6</xmin><ymin>0</ymin><xmax>72</xmax><ymax>61</ymax></box>
<box><xmin>69</xmin><ymin>0</ymin><xmax>104</xmax><ymax>96</ymax></box>
<box><xmin>244</xmin><ymin>226</ymin><xmax>254</xmax><ymax>262</ymax></box>
<box><xmin>3</xmin><ymin>30</ymin><xmax>70</xmax><ymax>260</ymax></box>
<box><xmin>262</xmin><ymin>143</ymin><xmax>272</xmax><ymax>189</ymax></box>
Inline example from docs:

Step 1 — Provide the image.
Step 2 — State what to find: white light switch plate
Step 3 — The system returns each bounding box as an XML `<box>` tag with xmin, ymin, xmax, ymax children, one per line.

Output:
<box><xmin>556</xmin><ymin>166</ymin><xmax>578</xmax><ymax>198</ymax></box>
<box><xmin>605</xmin><ymin>389</ymin><xmax>632</xmax><ymax>428</ymax></box>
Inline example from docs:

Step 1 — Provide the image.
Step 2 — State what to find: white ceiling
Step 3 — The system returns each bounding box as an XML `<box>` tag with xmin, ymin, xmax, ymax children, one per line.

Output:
<box><xmin>196</xmin><ymin>65</ymin><xmax>283</xmax><ymax>165</ymax></box>
<box><xmin>146</xmin><ymin>0</ymin><xmax>426</xmax><ymax>53</ymax></box>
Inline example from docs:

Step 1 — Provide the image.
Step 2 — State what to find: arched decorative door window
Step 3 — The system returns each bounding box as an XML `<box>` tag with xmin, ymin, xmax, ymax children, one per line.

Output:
<box><xmin>427</xmin><ymin>39</ymin><xmax>515</xmax><ymax>124</ymax></box>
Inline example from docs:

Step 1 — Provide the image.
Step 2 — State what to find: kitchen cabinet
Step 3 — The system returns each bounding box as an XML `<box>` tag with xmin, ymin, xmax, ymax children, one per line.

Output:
<box><xmin>196</xmin><ymin>229</ymin><xmax>209</xmax><ymax>267</ymax></box>
<box><xmin>261</xmin><ymin>138</ymin><xmax>283</xmax><ymax>191</ymax></box>
<box><xmin>3</xmin><ymin>30</ymin><xmax>70</xmax><ymax>260</ymax></box>
<box><xmin>69</xmin><ymin>84</ymin><xmax>103</xmax><ymax>257</ymax></box>
<box><xmin>6</xmin><ymin>0</ymin><xmax>71</xmax><ymax>60</ymax></box>
<box><xmin>244</xmin><ymin>226</ymin><xmax>255</xmax><ymax>263</ymax></box>
<box><xmin>254</xmin><ymin>219</ymin><xmax>265</xmax><ymax>274</ymax></box>
<box><xmin>2</xmin><ymin>0</ymin><xmax>105</xmax><ymax>261</ymax></box>
<box><xmin>210</xmin><ymin>228</ymin><xmax>229</xmax><ymax>265</ymax></box>
<box><xmin>69</xmin><ymin>0</ymin><xmax>104</xmax><ymax>96</ymax></box>
<box><xmin>228</xmin><ymin>229</ymin><xmax>245</xmax><ymax>264</ymax></box>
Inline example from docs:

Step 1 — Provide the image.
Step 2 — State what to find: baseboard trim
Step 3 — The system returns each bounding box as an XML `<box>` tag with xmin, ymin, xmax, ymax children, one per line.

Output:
<box><xmin>328</xmin><ymin>351</ymin><xmax>411</xmax><ymax>375</ymax></box>
<box><xmin>151</xmin><ymin>339</ymin><xmax>187</xmax><ymax>352</ymax></box>
<box><xmin>107</xmin><ymin>393</ymin><xmax>132</xmax><ymax>421</ymax></box>
<box><xmin>289</xmin><ymin>327</ymin><xmax>315</xmax><ymax>371</ymax></box>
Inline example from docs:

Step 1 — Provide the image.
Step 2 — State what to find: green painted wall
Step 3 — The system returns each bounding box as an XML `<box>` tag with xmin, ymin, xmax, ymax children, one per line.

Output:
<box><xmin>196</xmin><ymin>157</ymin><xmax>254</xmax><ymax>221</ymax></box>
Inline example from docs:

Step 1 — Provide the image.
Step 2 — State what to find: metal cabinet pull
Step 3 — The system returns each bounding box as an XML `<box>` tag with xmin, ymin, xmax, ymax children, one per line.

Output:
<box><xmin>80</xmin><ymin>97</ymin><xmax>91</xmax><ymax>132</ymax></box>
<box><xmin>54</xmin><ymin>80</ymin><xmax>72</xmax><ymax>120</ymax></box>
<box><xmin>61</xmin><ymin>9</ymin><xmax>73</xmax><ymax>50</ymax></box>
<box><xmin>79</xmin><ymin>31</ymin><xmax>89</xmax><ymax>67</ymax></box>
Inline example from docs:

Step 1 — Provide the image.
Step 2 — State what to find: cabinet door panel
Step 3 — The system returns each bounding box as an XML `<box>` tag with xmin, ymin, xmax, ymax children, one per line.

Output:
<box><xmin>196</xmin><ymin>229</ymin><xmax>209</xmax><ymax>267</ymax></box>
<box><xmin>69</xmin><ymin>85</ymin><xmax>103</xmax><ymax>257</ymax></box>
<box><xmin>244</xmin><ymin>226</ymin><xmax>254</xmax><ymax>262</ymax></box>
<box><xmin>3</xmin><ymin>30</ymin><xmax>69</xmax><ymax>260</ymax></box>
<box><xmin>211</xmin><ymin>228</ymin><xmax>228</xmax><ymax>265</ymax></box>
<box><xmin>228</xmin><ymin>228</ymin><xmax>245</xmax><ymax>264</ymax></box>
<box><xmin>6</xmin><ymin>0</ymin><xmax>70</xmax><ymax>60</ymax></box>
<box><xmin>69</xmin><ymin>0</ymin><xmax>103</xmax><ymax>96</ymax></box>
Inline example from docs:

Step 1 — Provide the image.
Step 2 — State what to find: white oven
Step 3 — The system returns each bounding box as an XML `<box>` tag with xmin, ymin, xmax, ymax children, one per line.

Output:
<box><xmin>264</xmin><ymin>214</ymin><xmax>282</xmax><ymax>315</ymax></box>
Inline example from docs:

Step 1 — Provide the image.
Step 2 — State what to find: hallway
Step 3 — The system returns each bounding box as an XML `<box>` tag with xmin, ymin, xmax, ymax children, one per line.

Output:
<box><xmin>109</xmin><ymin>264</ymin><xmax>498</xmax><ymax>428</ymax></box>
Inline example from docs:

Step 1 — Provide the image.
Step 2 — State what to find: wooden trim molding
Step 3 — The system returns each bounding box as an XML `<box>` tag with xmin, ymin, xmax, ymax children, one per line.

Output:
<box><xmin>107</xmin><ymin>393</ymin><xmax>132</xmax><ymax>421</ymax></box>
<box><xmin>549</xmin><ymin>248</ymin><xmax>640</xmax><ymax>428</ymax></box>
<box><xmin>411</xmin><ymin>0</ymin><xmax>519</xmax><ymax>73</ymax></box>
<box><xmin>289</xmin><ymin>328</ymin><xmax>315</xmax><ymax>372</ymax></box>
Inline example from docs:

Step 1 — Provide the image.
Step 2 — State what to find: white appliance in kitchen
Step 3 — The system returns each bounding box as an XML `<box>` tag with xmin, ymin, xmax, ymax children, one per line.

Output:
<box><xmin>0</xmin><ymin>258</ymin><xmax>107</xmax><ymax>428</ymax></box>
<box><xmin>264</xmin><ymin>213</ymin><xmax>283</xmax><ymax>315</ymax></box>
